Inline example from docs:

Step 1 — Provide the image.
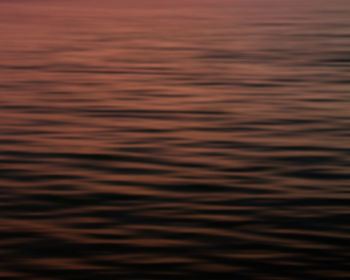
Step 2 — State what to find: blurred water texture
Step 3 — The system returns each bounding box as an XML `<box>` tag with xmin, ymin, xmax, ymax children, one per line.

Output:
<box><xmin>0</xmin><ymin>1</ymin><xmax>349</xmax><ymax>279</ymax></box>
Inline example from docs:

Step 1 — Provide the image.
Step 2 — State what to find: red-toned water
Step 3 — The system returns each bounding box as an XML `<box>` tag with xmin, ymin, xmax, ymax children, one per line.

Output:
<box><xmin>0</xmin><ymin>1</ymin><xmax>349</xmax><ymax>279</ymax></box>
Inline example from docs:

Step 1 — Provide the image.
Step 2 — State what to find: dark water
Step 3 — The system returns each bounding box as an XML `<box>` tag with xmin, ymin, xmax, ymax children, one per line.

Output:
<box><xmin>0</xmin><ymin>1</ymin><xmax>349</xmax><ymax>279</ymax></box>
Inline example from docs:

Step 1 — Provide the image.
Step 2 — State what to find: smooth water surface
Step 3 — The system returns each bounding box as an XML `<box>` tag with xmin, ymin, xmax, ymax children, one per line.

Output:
<box><xmin>0</xmin><ymin>1</ymin><xmax>349</xmax><ymax>279</ymax></box>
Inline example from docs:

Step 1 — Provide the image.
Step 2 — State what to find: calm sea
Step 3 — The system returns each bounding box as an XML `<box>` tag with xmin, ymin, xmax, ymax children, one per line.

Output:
<box><xmin>0</xmin><ymin>1</ymin><xmax>349</xmax><ymax>279</ymax></box>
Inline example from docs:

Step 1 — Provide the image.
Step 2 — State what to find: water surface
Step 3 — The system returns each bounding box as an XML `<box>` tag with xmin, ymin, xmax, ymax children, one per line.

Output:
<box><xmin>0</xmin><ymin>1</ymin><xmax>349</xmax><ymax>279</ymax></box>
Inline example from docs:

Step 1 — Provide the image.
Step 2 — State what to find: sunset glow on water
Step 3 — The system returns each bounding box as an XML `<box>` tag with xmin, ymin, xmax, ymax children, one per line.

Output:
<box><xmin>0</xmin><ymin>1</ymin><xmax>349</xmax><ymax>279</ymax></box>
